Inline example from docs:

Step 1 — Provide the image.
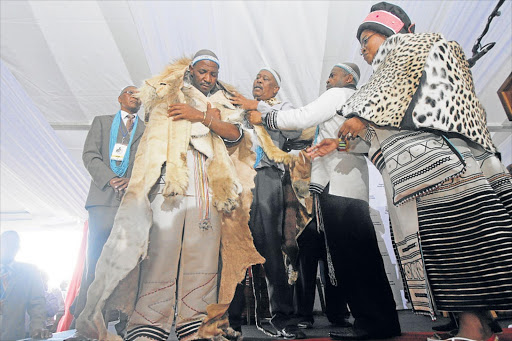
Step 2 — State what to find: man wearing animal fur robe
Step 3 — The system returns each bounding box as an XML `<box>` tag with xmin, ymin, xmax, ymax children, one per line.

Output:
<box><xmin>230</xmin><ymin>68</ymin><xmax>304</xmax><ymax>339</ymax></box>
<box><xmin>75</xmin><ymin>50</ymin><xmax>263</xmax><ymax>341</ymax></box>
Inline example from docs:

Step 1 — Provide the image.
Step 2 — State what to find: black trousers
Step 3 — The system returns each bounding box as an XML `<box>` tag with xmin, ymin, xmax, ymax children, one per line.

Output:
<box><xmin>249</xmin><ymin>167</ymin><xmax>294</xmax><ymax>327</ymax></box>
<box><xmin>294</xmin><ymin>215</ymin><xmax>349</xmax><ymax>324</ymax></box>
<box><xmin>319</xmin><ymin>185</ymin><xmax>401</xmax><ymax>337</ymax></box>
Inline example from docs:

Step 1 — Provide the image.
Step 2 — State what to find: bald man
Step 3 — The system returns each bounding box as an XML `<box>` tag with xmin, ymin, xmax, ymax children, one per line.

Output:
<box><xmin>74</xmin><ymin>85</ymin><xmax>145</xmax><ymax>325</ymax></box>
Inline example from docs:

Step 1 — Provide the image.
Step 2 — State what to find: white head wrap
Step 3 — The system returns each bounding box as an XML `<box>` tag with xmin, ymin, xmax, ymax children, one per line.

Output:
<box><xmin>260</xmin><ymin>67</ymin><xmax>281</xmax><ymax>87</ymax></box>
<box><xmin>191</xmin><ymin>49</ymin><xmax>220</xmax><ymax>68</ymax></box>
<box><xmin>334</xmin><ymin>63</ymin><xmax>360</xmax><ymax>85</ymax></box>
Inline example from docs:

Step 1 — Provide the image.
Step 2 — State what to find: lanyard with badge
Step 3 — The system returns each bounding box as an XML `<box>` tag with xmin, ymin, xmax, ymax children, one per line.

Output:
<box><xmin>109</xmin><ymin>110</ymin><xmax>138</xmax><ymax>176</ymax></box>
<box><xmin>111</xmin><ymin>116</ymin><xmax>132</xmax><ymax>161</ymax></box>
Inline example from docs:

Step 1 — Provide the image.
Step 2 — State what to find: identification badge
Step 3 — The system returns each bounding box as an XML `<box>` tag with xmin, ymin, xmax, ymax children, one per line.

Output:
<box><xmin>111</xmin><ymin>143</ymin><xmax>127</xmax><ymax>161</ymax></box>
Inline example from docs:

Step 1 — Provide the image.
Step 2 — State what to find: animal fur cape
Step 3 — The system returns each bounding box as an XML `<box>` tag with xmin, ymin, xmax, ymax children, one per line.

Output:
<box><xmin>342</xmin><ymin>33</ymin><xmax>496</xmax><ymax>153</ymax></box>
<box><xmin>76</xmin><ymin>58</ymin><xmax>264</xmax><ymax>340</ymax></box>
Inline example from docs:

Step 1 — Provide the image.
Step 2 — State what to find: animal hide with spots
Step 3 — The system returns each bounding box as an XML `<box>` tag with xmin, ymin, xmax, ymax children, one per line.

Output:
<box><xmin>341</xmin><ymin>33</ymin><xmax>495</xmax><ymax>153</ymax></box>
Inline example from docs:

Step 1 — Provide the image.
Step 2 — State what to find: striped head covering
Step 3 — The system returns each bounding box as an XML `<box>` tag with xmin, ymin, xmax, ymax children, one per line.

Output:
<box><xmin>260</xmin><ymin>66</ymin><xmax>281</xmax><ymax>87</ymax></box>
<box><xmin>334</xmin><ymin>62</ymin><xmax>361</xmax><ymax>85</ymax></box>
<box><xmin>357</xmin><ymin>2</ymin><xmax>415</xmax><ymax>40</ymax></box>
<box><xmin>191</xmin><ymin>49</ymin><xmax>220</xmax><ymax>68</ymax></box>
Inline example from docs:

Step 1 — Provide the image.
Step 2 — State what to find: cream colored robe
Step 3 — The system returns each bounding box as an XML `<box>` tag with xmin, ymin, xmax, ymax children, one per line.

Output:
<box><xmin>76</xmin><ymin>58</ymin><xmax>264</xmax><ymax>340</ymax></box>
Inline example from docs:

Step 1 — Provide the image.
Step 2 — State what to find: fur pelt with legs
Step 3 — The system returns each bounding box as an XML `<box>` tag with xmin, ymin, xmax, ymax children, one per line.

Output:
<box><xmin>252</xmin><ymin>124</ymin><xmax>297</xmax><ymax>166</ymax></box>
<box><xmin>75</xmin><ymin>58</ymin><xmax>264</xmax><ymax>340</ymax></box>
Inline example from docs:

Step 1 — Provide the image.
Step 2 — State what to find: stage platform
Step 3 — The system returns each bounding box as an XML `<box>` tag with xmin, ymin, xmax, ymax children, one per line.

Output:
<box><xmin>23</xmin><ymin>310</ymin><xmax>512</xmax><ymax>341</ymax></box>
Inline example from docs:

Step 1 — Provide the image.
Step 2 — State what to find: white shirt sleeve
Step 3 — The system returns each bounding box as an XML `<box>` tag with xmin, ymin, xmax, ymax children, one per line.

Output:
<box><xmin>257</xmin><ymin>100</ymin><xmax>272</xmax><ymax>113</ymax></box>
<box><xmin>257</xmin><ymin>99</ymin><xmax>295</xmax><ymax>114</ymax></box>
<box><xmin>276</xmin><ymin>88</ymin><xmax>352</xmax><ymax>130</ymax></box>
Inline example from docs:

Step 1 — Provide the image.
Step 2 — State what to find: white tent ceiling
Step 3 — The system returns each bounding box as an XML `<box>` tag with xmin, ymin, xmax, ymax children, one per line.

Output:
<box><xmin>1</xmin><ymin>0</ymin><xmax>512</xmax><ymax>229</ymax></box>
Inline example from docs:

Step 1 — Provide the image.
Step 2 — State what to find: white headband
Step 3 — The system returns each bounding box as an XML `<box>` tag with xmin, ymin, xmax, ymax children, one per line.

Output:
<box><xmin>192</xmin><ymin>55</ymin><xmax>220</xmax><ymax>68</ymax></box>
<box><xmin>334</xmin><ymin>63</ymin><xmax>360</xmax><ymax>84</ymax></box>
<box><xmin>260</xmin><ymin>67</ymin><xmax>281</xmax><ymax>87</ymax></box>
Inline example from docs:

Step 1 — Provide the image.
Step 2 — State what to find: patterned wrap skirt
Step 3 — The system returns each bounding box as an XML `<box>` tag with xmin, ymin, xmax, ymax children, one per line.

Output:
<box><xmin>366</xmin><ymin>126</ymin><xmax>512</xmax><ymax>317</ymax></box>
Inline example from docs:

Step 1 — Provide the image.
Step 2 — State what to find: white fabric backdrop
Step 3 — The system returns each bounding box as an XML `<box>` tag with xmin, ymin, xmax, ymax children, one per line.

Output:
<box><xmin>0</xmin><ymin>0</ymin><xmax>510</xmax><ymax>294</ymax></box>
<box><xmin>1</xmin><ymin>60</ymin><xmax>89</xmax><ymax>220</ymax></box>
<box><xmin>2</xmin><ymin>0</ymin><xmax>509</xmax><ymax>219</ymax></box>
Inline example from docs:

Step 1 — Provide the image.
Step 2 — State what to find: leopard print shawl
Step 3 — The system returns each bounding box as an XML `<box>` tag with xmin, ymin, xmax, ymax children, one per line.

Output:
<box><xmin>342</xmin><ymin>33</ymin><xmax>496</xmax><ymax>153</ymax></box>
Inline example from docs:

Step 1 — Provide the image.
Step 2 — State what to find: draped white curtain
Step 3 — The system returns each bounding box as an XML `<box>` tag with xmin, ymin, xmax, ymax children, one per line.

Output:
<box><xmin>128</xmin><ymin>1</ymin><xmax>511</xmax><ymax>113</ymax></box>
<box><xmin>0</xmin><ymin>60</ymin><xmax>89</xmax><ymax>221</ymax></box>
<box><xmin>0</xmin><ymin>0</ymin><xmax>511</xmax><ymax>223</ymax></box>
<box><xmin>1</xmin><ymin>0</ymin><xmax>510</xmax><ymax>306</ymax></box>
<box><xmin>130</xmin><ymin>1</ymin><xmax>331</xmax><ymax>110</ymax></box>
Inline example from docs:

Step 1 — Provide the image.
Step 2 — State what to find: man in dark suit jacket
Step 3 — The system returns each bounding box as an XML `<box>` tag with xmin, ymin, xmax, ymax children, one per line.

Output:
<box><xmin>73</xmin><ymin>86</ymin><xmax>144</xmax><ymax>320</ymax></box>
<box><xmin>0</xmin><ymin>230</ymin><xmax>52</xmax><ymax>340</ymax></box>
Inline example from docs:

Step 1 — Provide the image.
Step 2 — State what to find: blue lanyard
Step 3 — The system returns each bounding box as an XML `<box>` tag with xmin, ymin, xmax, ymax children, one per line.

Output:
<box><xmin>109</xmin><ymin>111</ymin><xmax>138</xmax><ymax>176</ymax></box>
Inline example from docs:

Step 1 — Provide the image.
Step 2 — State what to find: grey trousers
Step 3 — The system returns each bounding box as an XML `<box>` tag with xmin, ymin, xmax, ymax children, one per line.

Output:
<box><xmin>127</xmin><ymin>150</ymin><xmax>221</xmax><ymax>341</ymax></box>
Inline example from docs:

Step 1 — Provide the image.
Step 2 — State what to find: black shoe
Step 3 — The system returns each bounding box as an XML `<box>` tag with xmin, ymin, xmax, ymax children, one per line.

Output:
<box><xmin>330</xmin><ymin>328</ymin><xmax>400</xmax><ymax>340</ymax></box>
<box><xmin>330</xmin><ymin>318</ymin><xmax>353</xmax><ymax>328</ymax></box>
<box><xmin>432</xmin><ymin>320</ymin><xmax>458</xmax><ymax>332</ymax></box>
<box><xmin>281</xmin><ymin>326</ymin><xmax>306</xmax><ymax>339</ymax></box>
<box><xmin>329</xmin><ymin>329</ymin><xmax>369</xmax><ymax>340</ymax></box>
<box><xmin>230</xmin><ymin>324</ymin><xmax>242</xmax><ymax>333</ymax></box>
<box><xmin>297</xmin><ymin>321</ymin><xmax>313</xmax><ymax>329</ymax></box>
<box><xmin>489</xmin><ymin>319</ymin><xmax>502</xmax><ymax>334</ymax></box>
<box><xmin>270</xmin><ymin>321</ymin><xmax>306</xmax><ymax>339</ymax></box>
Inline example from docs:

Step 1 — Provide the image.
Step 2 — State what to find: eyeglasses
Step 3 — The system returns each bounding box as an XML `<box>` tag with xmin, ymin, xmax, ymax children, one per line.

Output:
<box><xmin>360</xmin><ymin>32</ymin><xmax>377</xmax><ymax>50</ymax></box>
<box><xmin>123</xmin><ymin>90</ymin><xmax>136</xmax><ymax>96</ymax></box>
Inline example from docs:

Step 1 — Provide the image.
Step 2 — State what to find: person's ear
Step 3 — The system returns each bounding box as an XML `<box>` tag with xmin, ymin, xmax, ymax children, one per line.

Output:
<box><xmin>273</xmin><ymin>86</ymin><xmax>280</xmax><ymax>96</ymax></box>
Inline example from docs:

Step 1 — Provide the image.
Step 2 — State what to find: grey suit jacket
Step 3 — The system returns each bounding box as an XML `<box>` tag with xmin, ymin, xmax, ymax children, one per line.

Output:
<box><xmin>83</xmin><ymin>114</ymin><xmax>145</xmax><ymax>208</ymax></box>
<box><xmin>0</xmin><ymin>262</ymin><xmax>46</xmax><ymax>341</ymax></box>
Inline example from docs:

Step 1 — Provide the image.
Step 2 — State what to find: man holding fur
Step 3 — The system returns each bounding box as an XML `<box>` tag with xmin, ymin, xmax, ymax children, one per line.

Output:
<box><xmin>76</xmin><ymin>50</ymin><xmax>263</xmax><ymax>341</ymax></box>
<box><xmin>248</xmin><ymin>62</ymin><xmax>401</xmax><ymax>340</ymax></box>
<box><xmin>230</xmin><ymin>68</ymin><xmax>303</xmax><ymax>338</ymax></box>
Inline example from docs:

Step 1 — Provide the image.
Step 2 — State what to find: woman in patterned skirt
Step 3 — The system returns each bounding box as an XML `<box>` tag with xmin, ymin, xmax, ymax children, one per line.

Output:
<box><xmin>309</xmin><ymin>2</ymin><xmax>512</xmax><ymax>341</ymax></box>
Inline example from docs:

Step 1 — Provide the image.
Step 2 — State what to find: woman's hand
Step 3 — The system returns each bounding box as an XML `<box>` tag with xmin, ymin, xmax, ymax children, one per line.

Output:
<box><xmin>306</xmin><ymin>138</ymin><xmax>338</xmax><ymax>159</ymax></box>
<box><xmin>338</xmin><ymin>117</ymin><xmax>366</xmax><ymax>140</ymax></box>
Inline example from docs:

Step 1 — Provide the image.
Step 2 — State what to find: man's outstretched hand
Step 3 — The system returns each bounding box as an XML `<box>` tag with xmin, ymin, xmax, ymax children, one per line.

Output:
<box><xmin>306</xmin><ymin>138</ymin><xmax>338</xmax><ymax>159</ymax></box>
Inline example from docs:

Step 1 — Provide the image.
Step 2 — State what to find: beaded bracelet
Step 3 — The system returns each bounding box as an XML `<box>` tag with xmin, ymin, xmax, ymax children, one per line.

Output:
<box><xmin>337</xmin><ymin>138</ymin><xmax>348</xmax><ymax>151</ymax></box>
